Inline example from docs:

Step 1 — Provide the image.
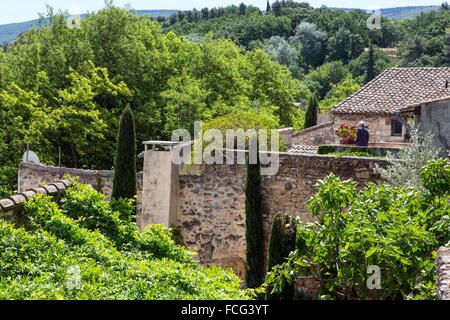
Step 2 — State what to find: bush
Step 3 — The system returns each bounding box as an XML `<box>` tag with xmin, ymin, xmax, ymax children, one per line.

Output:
<box><xmin>0</xmin><ymin>186</ymin><xmax>251</xmax><ymax>300</ymax></box>
<box><xmin>265</xmin><ymin>159</ymin><xmax>450</xmax><ymax>300</ymax></box>
<box><xmin>266</xmin><ymin>214</ymin><xmax>297</xmax><ymax>300</ymax></box>
<box><xmin>375</xmin><ymin>128</ymin><xmax>440</xmax><ymax>189</ymax></box>
<box><xmin>60</xmin><ymin>182</ymin><xmax>190</xmax><ymax>262</ymax></box>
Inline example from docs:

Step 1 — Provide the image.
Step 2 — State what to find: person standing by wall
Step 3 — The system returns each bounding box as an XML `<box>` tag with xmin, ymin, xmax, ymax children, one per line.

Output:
<box><xmin>356</xmin><ymin>121</ymin><xmax>370</xmax><ymax>147</ymax></box>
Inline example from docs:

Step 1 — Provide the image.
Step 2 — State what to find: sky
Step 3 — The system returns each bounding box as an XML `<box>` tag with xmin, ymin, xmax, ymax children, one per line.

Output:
<box><xmin>0</xmin><ymin>0</ymin><xmax>447</xmax><ymax>25</ymax></box>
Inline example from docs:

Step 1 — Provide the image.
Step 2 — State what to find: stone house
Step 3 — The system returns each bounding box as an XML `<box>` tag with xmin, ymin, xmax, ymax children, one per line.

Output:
<box><xmin>286</xmin><ymin>67</ymin><xmax>450</xmax><ymax>154</ymax></box>
<box><xmin>330</xmin><ymin>67</ymin><xmax>450</xmax><ymax>146</ymax></box>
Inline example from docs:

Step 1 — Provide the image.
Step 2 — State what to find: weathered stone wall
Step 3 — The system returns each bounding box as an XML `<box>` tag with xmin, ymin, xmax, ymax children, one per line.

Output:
<box><xmin>18</xmin><ymin>163</ymin><xmax>145</xmax><ymax>214</ymax></box>
<box><xmin>291</xmin><ymin>121</ymin><xmax>335</xmax><ymax>146</ymax></box>
<box><xmin>436</xmin><ymin>247</ymin><xmax>450</xmax><ymax>300</ymax></box>
<box><xmin>419</xmin><ymin>101</ymin><xmax>450</xmax><ymax>156</ymax></box>
<box><xmin>333</xmin><ymin>114</ymin><xmax>406</xmax><ymax>144</ymax></box>
<box><xmin>177</xmin><ymin>154</ymin><xmax>387</xmax><ymax>278</ymax></box>
<box><xmin>17</xmin><ymin>155</ymin><xmax>387</xmax><ymax>280</ymax></box>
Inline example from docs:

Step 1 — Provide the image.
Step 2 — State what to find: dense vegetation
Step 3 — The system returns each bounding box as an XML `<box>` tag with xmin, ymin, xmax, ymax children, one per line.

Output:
<box><xmin>0</xmin><ymin>182</ymin><xmax>249</xmax><ymax>299</ymax></box>
<box><xmin>265</xmin><ymin>158</ymin><xmax>450</xmax><ymax>300</ymax></box>
<box><xmin>0</xmin><ymin>6</ymin><xmax>301</xmax><ymax>191</ymax></box>
<box><xmin>2</xmin><ymin>3</ymin><xmax>450</xmax><ymax>192</ymax></box>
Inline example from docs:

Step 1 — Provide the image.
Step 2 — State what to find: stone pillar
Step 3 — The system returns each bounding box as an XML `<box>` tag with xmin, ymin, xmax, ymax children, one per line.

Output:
<box><xmin>139</xmin><ymin>150</ymin><xmax>179</xmax><ymax>229</ymax></box>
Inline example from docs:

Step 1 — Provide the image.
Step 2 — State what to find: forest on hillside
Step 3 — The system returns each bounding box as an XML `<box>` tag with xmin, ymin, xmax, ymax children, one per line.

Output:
<box><xmin>2</xmin><ymin>1</ymin><xmax>450</xmax><ymax>192</ymax></box>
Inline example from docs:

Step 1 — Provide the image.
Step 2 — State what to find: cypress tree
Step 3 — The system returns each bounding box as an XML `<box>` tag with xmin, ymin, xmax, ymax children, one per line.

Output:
<box><xmin>112</xmin><ymin>105</ymin><xmax>137</xmax><ymax>200</ymax></box>
<box><xmin>304</xmin><ymin>95</ymin><xmax>318</xmax><ymax>129</ymax></box>
<box><xmin>366</xmin><ymin>43</ymin><xmax>376</xmax><ymax>83</ymax></box>
<box><xmin>266</xmin><ymin>0</ymin><xmax>271</xmax><ymax>12</ymax></box>
<box><xmin>266</xmin><ymin>214</ymin><xmax>297</xmax><ymax>300</ymax></box>
<box><xmin>245</xmin><ymin>138</ymin><xmax>265</xmax><ymax>288</ymax></box>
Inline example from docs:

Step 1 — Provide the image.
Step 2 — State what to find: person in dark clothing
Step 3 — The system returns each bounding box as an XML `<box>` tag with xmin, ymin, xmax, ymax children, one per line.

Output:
<box><xmin>356</xmin><ymin>121</ymin><xmax>369</xmax><ymax>147</ymax></box>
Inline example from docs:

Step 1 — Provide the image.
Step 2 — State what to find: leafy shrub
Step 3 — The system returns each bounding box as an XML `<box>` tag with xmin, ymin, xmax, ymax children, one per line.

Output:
<box><xmin>375</xmin><ymin>128</ymin><xmax>440</xmax><ymax>189</ymax></box>
<box><xmin>0</xmin><ymin>190</ymin><xmax>250</xmax><ymax>300</ymax></box>
<box><xmin>110</xmin><ymin>197</ymin><xmax>136</xmax><ymax>222</ymax></box>
<box><xmin>266</xmin><ymin>159</ymin><xmax>450</xmax><ymax>300</ymax></box>
<box><xmin>60</xmin><ymin>182</ymin><xmax>190</xmax><ymax>262</ymax></box>
<box><xmin>266</xmin><ymin>214</ymin><xmax>297</xmax><ymax>300</ymax></box>
<box><xmin>0</xmin><ymin>186</ymin><xmax>12</xmax><ymax>198</ymax></box>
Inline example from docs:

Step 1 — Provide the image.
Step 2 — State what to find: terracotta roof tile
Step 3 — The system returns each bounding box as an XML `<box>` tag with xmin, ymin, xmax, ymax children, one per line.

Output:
<box><xmin>288</xmin><ymin>145</ymin><xmax>318</xmax><ymax>155</ymax></box>
<box><xmin>331</xmin><ymin>67</ymin><xmax>450</xmax><ymax>115</ymax></box>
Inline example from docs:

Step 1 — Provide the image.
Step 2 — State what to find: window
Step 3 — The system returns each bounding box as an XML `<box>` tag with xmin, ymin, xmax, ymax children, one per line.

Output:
<box><xmin>391</xmin><ymin>119</ymin><xmax>403</xmax><ymax>136</ymax></box>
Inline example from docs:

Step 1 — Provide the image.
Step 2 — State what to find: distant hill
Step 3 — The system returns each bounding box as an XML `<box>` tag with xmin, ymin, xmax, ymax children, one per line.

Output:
<box><xmin>0</xmin><ymin>9</ymin><xmax>178</xmax><ymax>44</ymax></box>
<box><xmin>337</xmin><ymin>5</ymin><xmax>440</xmax><ymax>20</ymax></box>
<box><xmin>0</xmin><ymin>5</ymin><xmax>443</xmax><ymax>44</ymax></box>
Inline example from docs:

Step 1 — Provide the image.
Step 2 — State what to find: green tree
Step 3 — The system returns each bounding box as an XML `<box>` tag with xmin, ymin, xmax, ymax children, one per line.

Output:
<box><xmin>266</xmin><ymin>0</ymin><xmax>271</xmax><ymax>13</ymax></box>
<box><xmin>319</xmin><ymin>74</ymin><xmax>360</xmax><ymax>113</ymax></box>
<box><xmin>365</xmin><ymin>43</ymin><xmax>376</xmax><ymax>83</ymax></box>
<box><xmin>112</xmin><ymin>105</ymin><xmax>137</xmax><ymax>200</ymax></box>
<box><xmin>245</xmin><ymin>140</ymin><xmax>264</xmax><ymax>289</ymax></box>
<box><xmin>266</xmin><ymin>214</ymin><xmax>297</xmax><ymax>300</ymax></box>
<box><xmin>304</xmin><ymin>95</ymin><xmax>318</xmax><ymax>128</ymax></box>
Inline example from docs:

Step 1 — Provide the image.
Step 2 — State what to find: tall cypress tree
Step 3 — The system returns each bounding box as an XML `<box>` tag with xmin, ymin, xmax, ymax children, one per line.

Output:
<box><xmin>266</xmin><ymin>0</ymin><xmax>271</xmax><ymax>12</ymax></box>
<box><xmin>112</xmin><ymin>105</ymin><xmax>137</xmax><ymax>200</ymax></box>
<box><xmin>366</xmin><ymin>43</ymin><xmax>376</xmax><ymax>84</ymax></box>
<box><xmin>304</xmin><ymin>95</ymin><xmax>318</xmax><ymax>129</ymax></box>
<box><xmin>266</xmin><ymin>214</ymin><xmax>297</xmax><ymax>300</ymax></box>
<box><xmin>245</xmin><ymin>138</ymin><xmax>264</xmax><ymax>288</ymax></box>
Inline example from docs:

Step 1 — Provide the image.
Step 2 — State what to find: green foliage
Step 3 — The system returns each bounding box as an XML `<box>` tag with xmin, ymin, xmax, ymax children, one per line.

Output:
<box><xmin>265</xmin><ymin>159</ymin><xmax>450</xmax><ymax>300</ymax></box>
<box><xmin>245</xmin><ymin>147</ymin><xmax>264</xmax><ymax>289</ymax></box>
<box><xmin>348</xmin><ymin>46</ymin><xmax>393</xmax><ymax>80</ymax></box>
<box><xmin>303</xmin><ymin>61</ymin><xmax>349</xmax><ymax>100</ymax></box>
<box><xmin>112</xmin><ymin>106</ymin><xmax>137</xmax><ymax>200</ymax></box>
<box><xmin>365</xmin><ymin>43</ymin><xmax>376</xmax><ymax>83</ymax></box>
<box><xmin>0</xmin><ymin>186</ymin><xmax>12</xmax><ymax>198</ymax></box>
<box><xmin>0</xmin><ymin>7</ymin><xmax>302</xmax><ymax>190</ymax></box>
<box><xmin>266</xmin><ymin>214</ymin><xmax>297</xmax><ymax>300</ymax></box>
<box><xmin>318</xmin><ymin>74</ymin><xmax>360</xmax><ymax>113</ymax></box>
<box><xmin>317</xmin><ymin>145</ymin><xmax>336</xmax><ymax>155</ymax></box>
<box><xmin>0</xmin><ymin>183</ymin><xmax>249</xmax><ymax>300</ymax></box>
<box><xmin>375</xmin><ymin>128</ymin><xmax>441</xmax><ymax>189</ymax></box>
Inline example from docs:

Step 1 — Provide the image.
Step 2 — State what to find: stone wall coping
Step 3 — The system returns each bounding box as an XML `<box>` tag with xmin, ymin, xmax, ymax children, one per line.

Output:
<box><xmin>19</xmin><ymin>162</ymin><xmax>145</xmax><ymax>179</ymax></box>
<box><xmin>292</xmin><ymin>121</ymin><xmax>334</xmax><ymax>137</ymax></box>
<box><xmin>0</xmin><ymin>179</ymin><xmax>72</xmax><ymax>213</ymax></box>
<box><xmin>19</xmin><ymin>162</ymin><xmax>114</xmax><ymax>177</ymax></box>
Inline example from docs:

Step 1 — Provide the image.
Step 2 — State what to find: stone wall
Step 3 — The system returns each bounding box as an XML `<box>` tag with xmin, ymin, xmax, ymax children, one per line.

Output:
<box><xmin>177</xmin><ymin>154</ymin><xmax>387</xmax><ymax>278</ymax></box>
<box><xmin>333</xmin><ymin>114</ymin><xmax>406</xmax><ymax>144</ymax></box>
<box><xmin>17</xmin><ymin>154</ymin><xmax>387</xmax><ymax>280</ymax></box>
<box><xmin>418</xmin><ymin>100</ymin><xmax>450</xmax><ymax>156</ymax></box>
<box><xmin>290</xmin><ymin>121</ymin><xmax>335</xmax><ymax>146</ymax></box>
<box><xmin>18</xmin><ymin>162</ymin><xmax>145</xmax><ymax>215</ymax></box>
<box><xmin>0</xmin><ymin>178</ymin><xmax>71</xmax><ymax>227</ymax></box>
<box><xmin>436</xmin><ymin>247</ymin><xmax>450</xmax><ymax>300</ymax></box>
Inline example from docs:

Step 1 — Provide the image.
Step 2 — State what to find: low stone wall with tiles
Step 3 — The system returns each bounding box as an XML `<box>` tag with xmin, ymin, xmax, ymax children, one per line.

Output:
<box><xmin>0</xmin><ymin>179</ymin><xmax>71</xmax><ymax>227</ymax></box>
<box><xmin>17</xmin><ymin>155</ymin><xmax>387</xmax><ymax>282</ymax></box>
<box><xmin>436</xmin><ymin>247</ymin><xmax>450</xmax><ymax>300</ymax></box>
<box><xmin>18</xmin><ymin>162</ymin><xmax>144</xmax><ymax>216</ymax></box>
<box><xmin>291</xmin><ymin>121</ymin><xmax>335</xmax><ymax>146</ymax></box>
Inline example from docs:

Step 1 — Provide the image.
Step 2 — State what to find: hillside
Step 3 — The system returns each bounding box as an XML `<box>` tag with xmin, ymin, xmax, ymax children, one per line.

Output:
<box><xmin>0</xmin><ymin>9</ymin><xmax>177</xmax><ymax>43</ymax></box>
<box><xmin>337</xmin><ymin>5</ymin><xmax>439</xmax><ymax>19</ymax></box>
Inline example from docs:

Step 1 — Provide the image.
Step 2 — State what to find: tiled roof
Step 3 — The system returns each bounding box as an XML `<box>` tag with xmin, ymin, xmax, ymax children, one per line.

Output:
<box><xmin>288</xmin><ymin>145</ymin><xmax>318</xmax><ymax>155</ymax></box>
<box><xmin>331</xmin><ymin>67</ymin><xmax>450</xmax><ymax>115</ymax></box>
